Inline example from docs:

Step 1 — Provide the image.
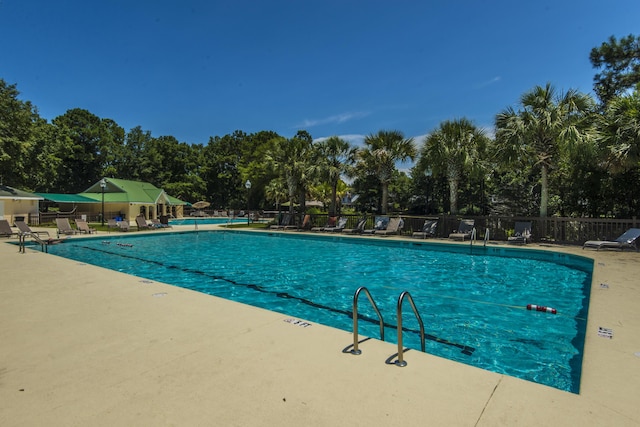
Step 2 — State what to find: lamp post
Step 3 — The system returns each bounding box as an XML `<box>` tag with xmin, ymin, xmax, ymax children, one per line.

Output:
<box><xmin>100</xmin><ymin>178</ymin><xmax>107</xmax><ymax>226</ymax></box>
<box><xmin>245</xmin><ymin>180</ymin><xmax>251</xmax><ymax>226</ymax></box>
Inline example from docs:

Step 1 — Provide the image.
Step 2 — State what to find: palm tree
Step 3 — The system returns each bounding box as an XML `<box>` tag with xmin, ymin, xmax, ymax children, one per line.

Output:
<box><xmin>420</xmin><ymin>118</ymin><xmax>488</xmax><ymax>215</ymax></box>
<box><xmin>264</xmin><ymin>178</ymin><xmax>287</xmax><ymax>210</ymax></box>
<box><xmin>356</xmin><ymin>130</ymin><xmax>416</xmax><ymax>214</ymax></box>
<box><xmin>315</xmin><ymin>136</ymin><xmax>358</xmax><ymax>215</ymax></box>
<box><xmin>265</xmin><ymin>134</ymin><xmax>315</xmax><ymax>215</ymax></box>
<box><xmin>495</xmin><ymin>83</ymin><xmax>595</xmax><ymax>217</ymax></box>
<box><xmin>597</xmin><ymin>89</ymin><xmax>640</xmax><ymax>171</ymax></box>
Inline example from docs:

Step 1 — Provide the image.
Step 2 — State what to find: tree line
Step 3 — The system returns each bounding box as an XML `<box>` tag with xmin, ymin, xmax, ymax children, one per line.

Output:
<box><xmin>1</xmin><ymin>34</ymin><xmax>639</xmax><ymax>218</ymax></box>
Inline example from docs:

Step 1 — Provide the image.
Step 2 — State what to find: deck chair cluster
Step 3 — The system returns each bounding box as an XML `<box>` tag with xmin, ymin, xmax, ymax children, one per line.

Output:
<box><xmin>108</xmin><ymin>218</ymin><xmax>130</xmax><ymax>232</ymax></box>
<box><xmin>311</xmin><ymin>216</ymin><xmax>348</xmax><ymax>232</ymax></box>
<box><xmin>359</xmin><ymin>216</ymin><xmax>403</xmax><ymax>236</ymax></box>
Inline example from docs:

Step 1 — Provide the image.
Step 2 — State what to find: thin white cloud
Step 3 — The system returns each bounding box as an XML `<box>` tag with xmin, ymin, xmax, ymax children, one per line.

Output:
<box><xmin>475</xmin><ymin>76</ymin><xmax>502</xmax><ymax>89</ymax></box>
<box><xmin>297</xmin><ymin>111</ymin><xmax>370</xmax><ymax>128</ymax></box>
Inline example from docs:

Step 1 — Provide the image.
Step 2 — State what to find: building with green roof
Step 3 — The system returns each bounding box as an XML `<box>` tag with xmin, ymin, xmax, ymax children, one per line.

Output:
<box><xmin>38</xmin><ymin>178</ymin><xmax>187</xmax><ymax>225</ymax></box>
<box><xmin>0</xmin><ymin>185</ymin><xmax>43</xmax><ymax>225</ymax></box>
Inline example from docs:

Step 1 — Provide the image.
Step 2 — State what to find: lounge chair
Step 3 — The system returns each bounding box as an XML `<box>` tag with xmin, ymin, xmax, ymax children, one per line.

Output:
<box><xmin>269</xmin><ymin>213</ymin><xmax>291</xmax><ymax>230</ymax></box>
<box><xmin>325</xmin><ymin>216</ymin><xmax>348</xmax><ymax>232</ymax></box>
<box><xmin>107</xmin><ymin>219</ymin><xmax>120</xmax><ymax>232</ymax></box>
<box><xmin>375</xmin><ymin>217</ymin><xmax>403</xmax><ymax>236</ymax></box>
<box><xmin>75</xmin><ymin>219</ymin><xmax>96</xmax><ymax>234</ymax></box>
<box><xmin>159</xmin><ymin>215</ymin><xmax>173</xmax><ymax>228</ymax></box>
<box><xmin>55</xmin><ymin>218</ymin><xmax>78</xmax><ymax>236</ymax></box>
<box><xmin>136</xmin><ymin>215</ymin><xmax>152</xmax><ymax>230</ymax></box>
<box><xmin>299</xmin><ymin>214</ymin><xmax>311</xmax><ymax>231</ymax></box>
<box><xmin>0</xmin><ymin>219</ymin><xmax>19</xmax><ymax>238</ymax></box>
<box><xmin>289</xmin><ymin>214</ymin><xmax>311</xmax><ymax>231</ymax></box>
<box><xmin>311</xmin><ymin>216</ymin><xmax>337</xmax><ymax>232</ymax></box>
<box><xmin>344</xmin><ymin>216</ymin><xmax>367</xmax><ymax>234</ymax></box>
<box><xmin>412</xmin><ymin>219</ymin><xmax>438</xmax><ymax>239</ymax></box>
<box><xmin>448</xmin><ymin>219</ymin><xmax>475</xmax><ymax>241</ymax></box>
<box><xmin>583</xmin><ymin>228</ymin><xmax>640</xmax><ymax>251</ymax></box>
<box><xmin>15</xmin><ymin>220</ymin><xmax>50</xmax><ymax>238</ymax></box>
<box><xmin>117</xmin><ymin>220</ymin><xmax>130</xmax><ymax>232</ymax></box>
<box><xmin>508</xmin><ymin>221</ymin><xmax>532</xmax><ymax>244</ymax></box>
<box><xmin>363</xmin><ymin>216</ymin><xmax>389</xmax><ymax>235</ymax></box>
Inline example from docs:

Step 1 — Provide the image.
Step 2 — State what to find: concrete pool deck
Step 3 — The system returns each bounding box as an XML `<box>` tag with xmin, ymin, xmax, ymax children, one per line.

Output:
<box><xmin>1</xmin><ymin>225</ymin><xmax>639</xmax><ymax>426</ymax></box>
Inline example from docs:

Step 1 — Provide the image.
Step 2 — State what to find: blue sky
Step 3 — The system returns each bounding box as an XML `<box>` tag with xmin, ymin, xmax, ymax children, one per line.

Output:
<box><xmin>2</xmin><ymin>0</ymin><xmax>639</xmax><ymax>149</ymax></box>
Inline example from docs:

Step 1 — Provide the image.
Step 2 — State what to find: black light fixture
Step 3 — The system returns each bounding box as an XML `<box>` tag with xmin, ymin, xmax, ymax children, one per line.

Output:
<box><xmin>100</xmin><ymin>178</ymin><xmax>107</xmax><ymax>226</ymax></box>
<box><xmin>245</xmin><ymin>180</ymin><xmax>252</xmax><ymax>225</ymax></box>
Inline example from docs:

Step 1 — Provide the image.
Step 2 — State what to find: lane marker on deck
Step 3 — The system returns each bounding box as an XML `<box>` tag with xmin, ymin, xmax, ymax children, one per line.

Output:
<box><xmin>598</xmin><ymin>327</ymin><xmax>613</xmax><ymax>339</ymax></box>
<box><xmin>284</xmin><ymin>318</ymin><xmax>312</xmax><ymax>327</ymax></box>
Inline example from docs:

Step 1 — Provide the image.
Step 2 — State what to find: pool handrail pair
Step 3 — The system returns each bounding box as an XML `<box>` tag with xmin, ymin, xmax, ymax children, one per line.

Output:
<box><xmin>469</xmin><ymin>227</ymin><xmax>490</xmax><ymax>248</ymax></box>
<box><xmin>350</xmin><ymin>286</ymin><xmax>425</xmax><ymax>367</ymax></box>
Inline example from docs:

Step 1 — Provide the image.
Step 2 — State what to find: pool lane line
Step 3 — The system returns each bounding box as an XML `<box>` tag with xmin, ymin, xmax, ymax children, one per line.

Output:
<box><xmin>72</xmin><ymin>244</ymin><xmax>476</xmax><ymax>355</ymax></box>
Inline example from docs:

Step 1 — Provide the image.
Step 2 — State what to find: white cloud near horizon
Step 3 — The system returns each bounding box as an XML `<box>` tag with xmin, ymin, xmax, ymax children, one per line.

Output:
<box><xmin>296</xmin><ymin>111</ymin><xmax>370</xmax><ymax>128</ymax></box>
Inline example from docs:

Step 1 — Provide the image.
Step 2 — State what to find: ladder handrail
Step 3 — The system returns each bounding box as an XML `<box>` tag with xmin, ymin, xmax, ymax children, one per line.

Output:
<box><xmin>350</xmin><ymin>286</ymin><xmax>385</xmax><ymax>355</ymax></box>
<box><xmin>484</xmin><ymin>227</ymin><xmax>490</xmax><ymax>247</ymax></box>
<box><xmin>395</xmin><ymin>291</ymin><xmax>425</xmax><ymax>367</ymax></box>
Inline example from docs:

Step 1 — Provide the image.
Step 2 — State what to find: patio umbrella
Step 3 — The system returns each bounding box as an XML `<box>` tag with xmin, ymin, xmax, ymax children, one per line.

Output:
<box><xmin>191</xmin><ymin>201</ymin><xmax>210</xmax><ymax>209</ymax></box>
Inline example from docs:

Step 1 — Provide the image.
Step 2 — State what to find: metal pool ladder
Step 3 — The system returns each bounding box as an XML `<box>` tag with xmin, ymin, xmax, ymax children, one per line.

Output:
<box><xmin>395</xmin><ymin>291</ymin><xmax>425</xmax><ymax>367</ymax></box>
<box><xmin>349</xmin><ymin>287</ymin><xmax>385</xmax><ymax>355</ymax></box>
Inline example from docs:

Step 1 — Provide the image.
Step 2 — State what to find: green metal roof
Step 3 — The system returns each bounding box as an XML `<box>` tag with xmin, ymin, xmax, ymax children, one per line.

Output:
<box><xmin>80</xmin><ymin>178</ymin><xmax>187</xmax><ymax>205</ymax></box>
<box><xmin>166</xmin><ymin>195</ymin><xmax>188</xmax><ymax>206</ymax></box>
<box><xmin>35</xmin><ymin>193</ymin><xmax>97</xmax><ymax>203</ymax></box>
<box><xmin>0</xmin><ymin>185</ymin><xmax>43</xmax><ymax>200</ymax></box>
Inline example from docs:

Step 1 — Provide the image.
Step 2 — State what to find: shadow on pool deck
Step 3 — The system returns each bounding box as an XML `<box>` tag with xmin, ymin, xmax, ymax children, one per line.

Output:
<box><xmin>1</xmin><ymin>225</ymin><xmax>639</xmax><ymax>426</ymax></box>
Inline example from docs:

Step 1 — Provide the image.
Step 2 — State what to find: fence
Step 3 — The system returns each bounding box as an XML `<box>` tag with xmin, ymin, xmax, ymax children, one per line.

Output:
<box><xmin>296</xmin><ymin>213</ymin><xmax>639</xmax><ymax>245</ymax></box>
<box><xmin>35</xmin><ymin>210</ymin><xmax>639</xmax><ymax>245</ymax></box>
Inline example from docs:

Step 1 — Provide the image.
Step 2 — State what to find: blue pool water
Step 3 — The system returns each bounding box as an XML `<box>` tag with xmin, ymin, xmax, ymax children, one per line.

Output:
<box><xmin>46</xmin><ymin>230</ymin><xmax>592</xmax><ymax>393</ymax></box>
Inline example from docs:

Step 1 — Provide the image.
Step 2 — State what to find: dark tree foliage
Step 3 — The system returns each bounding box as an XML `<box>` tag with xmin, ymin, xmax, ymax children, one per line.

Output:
<box><xmin>0</xmin><ymin>79</ymin><xmax>46</xmax><ymax>189</ymax></box>
<box><xmin>590</xmin><ymin>34</ymin><xmax>640</xmax><ymax>106</ymax></box>
<box><xmin>201</xmin><ymin>130</ymin><xmax>265</xmax><ymax>209</ymax></box>
<box><xmin>351</xmin><ymin>173</ymin><xmax>381</xmax><ymax>213</ymax></box>
<box><xmin>51</xmin><ymin>108</ymin><xmax>125</xmax><ymax>193</ymax></box>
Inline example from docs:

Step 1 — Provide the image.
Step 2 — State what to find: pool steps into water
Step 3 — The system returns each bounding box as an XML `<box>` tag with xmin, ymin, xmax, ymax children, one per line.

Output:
<box><xmin>349</xmin><ymin>286</ymin><xmax>426</xmax><ymax>367</ymax></box>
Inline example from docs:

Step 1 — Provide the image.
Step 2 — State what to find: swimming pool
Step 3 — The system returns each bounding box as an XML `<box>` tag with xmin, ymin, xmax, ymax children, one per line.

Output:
<box><xmin>46</xmin><ymin>230</ymin><xmax>592</xmax><ymax>393</ymax></box>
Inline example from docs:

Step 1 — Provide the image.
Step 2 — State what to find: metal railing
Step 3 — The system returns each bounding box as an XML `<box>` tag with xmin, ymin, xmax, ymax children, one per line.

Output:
<box><xmin>395</xmin><ymin>291</ymin><xmax>425</xmax><ymax>367</ymax></box>
<box><xmin>349</xmin><ymin>287</ymin><xmax>385</xmax><ymax>355</ymax></box>
<box><xmin>299</xmin><ymin>213</ymin><xmax>639</xmax><ymax>245</ymax></box>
